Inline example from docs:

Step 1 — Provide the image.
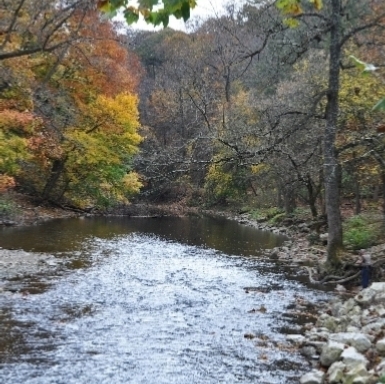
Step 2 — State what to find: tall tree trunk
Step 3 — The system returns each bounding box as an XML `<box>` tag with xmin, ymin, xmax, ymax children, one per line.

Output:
<box><xmin>41</xmin><ymin>158</ymin><xmax>67</xmax><ymax>201</ymax></box>
<box><xmin>381</xmin><ymin>171</ymin><xmax>385</xmax><ymax>228</ymax></box>
<box><xmin>283</xmin><ymin>183</ymin><xmax>296</xmax><ymax>215</ymax></box>
<box><xmin>324</xmin><ymin>0</ymin><xmax>343</xmax><ymax>265</ymax></box>
<box><xmin>353</xmin><ymin>175</ymin><xmax>361</xmax><ymax>215</ymax></box>
<box><xmin>305</xmin><ymin>174</ymin><xmax>318</xmax><ymax>218</ymax></box>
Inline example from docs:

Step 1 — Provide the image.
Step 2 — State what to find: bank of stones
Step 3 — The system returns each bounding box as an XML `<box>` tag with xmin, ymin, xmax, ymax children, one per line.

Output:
<box><xmin>283</xmin><ymin>282</ymin><xmax>385</xmax><ymax>384</ymax></box>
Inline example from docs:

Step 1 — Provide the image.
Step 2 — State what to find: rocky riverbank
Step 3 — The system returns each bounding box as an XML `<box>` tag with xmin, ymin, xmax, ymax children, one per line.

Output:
<box><xmin>289</xmin><ymin>282</ymin><xmax>385</xmax><ymax>384</ymax></box>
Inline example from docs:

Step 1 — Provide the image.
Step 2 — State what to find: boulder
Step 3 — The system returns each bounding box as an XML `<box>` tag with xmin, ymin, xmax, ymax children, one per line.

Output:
<box><xmin>355</xmin><ymin>283</ymin><xmax>385</xmax><ymax>307</ymax></box>
<box><xmin>376</xmin><ymin>338</ymin><xmax>385</xmax><ymax>354</ymax></box>
<box><xmin>301</xmin><ymin>345</ymin><xmax>318</xmax><ymax>359</ymax></box>
<box><xmin>329</xmin><ymin>332</ymin><xmax>372</xmax><ymax>353</ymax></box>
<box><xmin>320</xmin><ymin>341</ymin><xmax>345</xmax><ymax>367</ymax></box>
<box><xmin>344</xmin><ymin>363</ymin><xmax>370</xmax><ymax>384</ymax></box>
<box><xmin>316</xmin><ymin>314</ymin><xmax>339</xmax><ymax>332</ymax></box>
<box><xmin>300</xmin><ymin>369</ymin><xmax>325</xmax><ymax>384</ymax></box>
<box><xmin>327</xmin><ymin>361</ymin><xmax>346</xmax><ymax>383</ymax></box>
<box><xmin>341</xmin><ymin>347</ymin><xmax>369</xmax><ymax>368</ymax></box>
<box><xmin>286</xmin><ymin>334</ymin><xmax>306</xmax><ymax>344</ymax></box>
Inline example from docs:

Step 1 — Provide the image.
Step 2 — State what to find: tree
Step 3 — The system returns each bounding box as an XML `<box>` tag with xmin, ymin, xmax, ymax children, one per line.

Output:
<box><xmin>1</xmin><ymin>10</ymin><xmax>144</xmax><ymax>208</ymax></box>
<box><xmin>0</xmin><ymin>0</ymin><xmax>93</xmax><ymax>61</ymax></box>
<box><xmin>99</xmin><ymin>0</ymin><xmax>196</xmax><ymax>27</ymax></box>
<box><xmin>275</xmin><ymin>0</ymin><xmax>385</xmax><ymax>265</ymax></box>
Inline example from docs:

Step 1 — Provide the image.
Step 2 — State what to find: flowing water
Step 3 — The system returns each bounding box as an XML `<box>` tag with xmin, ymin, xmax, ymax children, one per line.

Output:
<box><xmin>0</xmin><ymin>216</ymin><xmax>331</xmax><ymax>384</ymax></box>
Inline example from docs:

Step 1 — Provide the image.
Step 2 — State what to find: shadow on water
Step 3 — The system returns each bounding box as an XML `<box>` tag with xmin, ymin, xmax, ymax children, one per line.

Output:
<box><xmin>0</xmin><ymin>215</ymin><xmax>287</xmax><ymax>255</ymax></box>
<box><xmin>0</xmin><ymin>215</ymin><xmax>332</xmax><ymax>384</ymax></box>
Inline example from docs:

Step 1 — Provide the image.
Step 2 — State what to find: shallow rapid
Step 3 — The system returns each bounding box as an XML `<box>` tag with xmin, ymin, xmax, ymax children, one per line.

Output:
<box><xmin>0</xmin><ymin>216</ymin><xmax>331</xmax><ymax>383</ymax></box>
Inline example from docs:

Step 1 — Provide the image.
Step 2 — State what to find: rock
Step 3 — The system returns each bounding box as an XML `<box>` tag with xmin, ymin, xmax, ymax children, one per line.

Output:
<box><xmin>361</xmin><ymin>319</ymin><xmax>385</xmax><ymax>338</ymax></box>
<box><xmin>301</xmin><ymin>345</ymin><xmax>318</xmax><ymax>359</ymax></box>
<box><xmin>376</xmin><ymin>358</ymin><xmax>385</xmax><ymax>376</ymax></box>
<box><xmin>269</xmin><ymin>250</ymin><xmax>279</xmax><ymax>260</ymax></box>
<box><xmin>355</xmin><ymin>283</ymin><xmax>385</xmax><ymax>307</ymax></box>
<box><xmin>376</xmin><ymin>338</ymin><xmax>385</xmax><ymax>354</ymax></box>
<box><xmin>316</xmin><ymin>313</ymin><xmax>339</xmax><ymax>332</ymax></box>
<box><xmin>307</xmin><ymin>340</ymin><xmax>327</xmax><ymax>354</ymax></box>
<box><xmin>330</xmin><ymin>332</ymin><xmax>372</xmax><ymax>353</ymax></box>
<box><xmin>320</xmin><ymin>341</ymin><xmax>345</xmax><ymax>367</ymax></box>
<box><xmin>327</xmin><ymin>361</ymin><xmax>346</xmax><ymax>383</ymax></box>
<box><xmin>320</xmin><ymin>233</ymin><xmax>328</xmax><ymax>245</ymax></box>
<box><xmin>286</xmin><ymin>334</ymin><xmax>305</xmax><ymax>344</ymax></box>
<box><xmin>341</xmin><ymin>347</ymin><xmax>369</xmax><ymax>368</ymax></box>
<box><xmin>300</xmin><ymin>369</ymin><xmax>325</xmax><ymax>384</ymax></box>
<box><xmin>344</xmin><ymin>363</ymin><xmax>370</xmax><ymax>384</ymax></box>
<box><xmin>335</xmin><ymin>284</ymin><xmax>347</xmax><ymax>293</ymax></box>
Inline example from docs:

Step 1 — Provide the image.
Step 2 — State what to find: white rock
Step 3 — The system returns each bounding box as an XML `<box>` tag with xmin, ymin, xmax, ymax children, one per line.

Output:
<box><xmin>344</xmin><ymin>363</ymin><xmax>370</xmax><ymax>384</ymax></box>
<box><xmin>320</xmin><ymin>341</ymin><xmax>345</xmax><ymax>367</ymax></box>
<box><xmin>316</xmin><ymin>314</ymin><xmax>339</xmax><ymax>332</ymax></box>
<box><xmin>286</xmin><ymin>334</ymin><xmax>305</xmax><ymax>344</ymax></box>
<box><xmin>376</xmin><ymin>338</ymin><xmax>385</xmax><ymax>354</ymax></box>
<box><xmin>361</xmin><ymin>319</ymin><xmax>385</xmax><ymax>337</ymax></box>
<box><xmin>341</xmin><ymin>346</ymin><xmax>369</xmax><ymax>367</ymax></box>
<box><xmin>329</xmin><ymin>332</ymin><xmax>372</xmax><ymax>353</ymax></box>
<box><xmin>355</xmin><ymin>282</ymin><xmax>385</xmax><ymax>306</ymax></box>
<box><xmin>327</xmin><ymin>361</ymin><xmax>346</xmax><ymax>383</ymax></box>
<box><xmin>300</xmin><ymin>369</ymin><xmax>325</xmax><ymax>384</ymax></box>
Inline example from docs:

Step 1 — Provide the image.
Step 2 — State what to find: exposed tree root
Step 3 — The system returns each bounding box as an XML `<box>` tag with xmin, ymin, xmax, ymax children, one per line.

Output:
<box><xmin>304</xmin><ymin>256</ymin><xmax>385</xmax><ymax>285</ymax></box>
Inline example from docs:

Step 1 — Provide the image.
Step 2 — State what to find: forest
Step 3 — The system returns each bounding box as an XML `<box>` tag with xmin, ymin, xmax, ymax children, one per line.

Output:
<box><xmin>1</xmin><ymin>0</ymin><xmax>385</xmax><ymax>266</ymax></box>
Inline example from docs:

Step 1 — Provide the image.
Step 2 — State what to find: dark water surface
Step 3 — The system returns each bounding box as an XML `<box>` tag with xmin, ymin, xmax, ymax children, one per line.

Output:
<box><xmin>0</xmin><ymin>216</ymin><xmax>330</xmax><ymax>383</ymax></box>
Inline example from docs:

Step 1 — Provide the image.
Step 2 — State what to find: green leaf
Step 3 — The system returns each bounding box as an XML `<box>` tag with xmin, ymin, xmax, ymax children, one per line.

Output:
<box><xmin>373</xmin><ymin>98</ymin><xmax>385</xmax><ymax>112</ymax></box>
<box><xmin>283</xmin><ymin>17</ymin><xmax>300</xmax><ymax>27</ymax></box>
<box><xmin>138</xmin><ymin>0</ymin><xmax>159</xmax><ymax>10</ymax></box>
<box><xmin>180</xmin><ymin>1</ymin><xmax>190</xmax><ymax>21</ymax></box>
<box><xmin>144</xmin><ymin>10</ymin><xmax>169</xmax><ymax>27</ymax></box>
<box><xmin>349</xmin><ymin>55</ymin><xmax>378</xmax><ymax>73</ymax></box>
<box><xmin>124</xmin><ymin>8</ymin><xmax>140</xmax><ymax>24</ymax></box>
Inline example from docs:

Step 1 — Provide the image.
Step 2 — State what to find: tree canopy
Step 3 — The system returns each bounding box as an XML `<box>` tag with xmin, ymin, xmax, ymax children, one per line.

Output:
<box><xmin>98</xmin><ymin>0</ymin><xmax>197</xmax><ymax>27</ymax></box>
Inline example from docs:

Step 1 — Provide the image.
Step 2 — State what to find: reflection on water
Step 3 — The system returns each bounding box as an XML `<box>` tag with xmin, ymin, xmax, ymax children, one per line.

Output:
<box><xmin>0</xmin><ymin>216</ymin><xmax>330</xmax><ymax>384</ymax></box>
<box><xmin>0</xmin><ymin>215</ymin><xmax>287</xmax><ymax>254</ymax></box>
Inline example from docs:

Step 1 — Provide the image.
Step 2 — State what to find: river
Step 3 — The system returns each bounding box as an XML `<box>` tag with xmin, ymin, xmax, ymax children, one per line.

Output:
<box><xmin>0</xmin><ymin>215</ymin><xmax>331</xmax><ymax>383</ymax></box>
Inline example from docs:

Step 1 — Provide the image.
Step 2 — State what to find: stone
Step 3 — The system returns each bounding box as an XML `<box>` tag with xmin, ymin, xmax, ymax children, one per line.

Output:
<box><xmin>329</xmin><ymin>332</ymin><xmax>372</xmax><ymax>353</ymax></box>
<box><xmin>300</xmin><ymin>369</ymin><xmax>325</xmax><ymax>384</ymax></box>
<box><xmin>316</xmin><ymin>314</ymin><xmax>339</xmax><ymax>332</ymax></box>
<box><xmin>361</xmin><ymin>319</ymin><xmax>385</xmax><ymax>338</ymax></box>
<box><xmin>376</xmin><ymin>358</ymin><xmax>385</xmax><ymax>376</ymax></box>
<box><xmin>376</xmin><ymin>338</ymin><xmax>385</xmax><ymax>354</ymax></box>
<box><xmin>355</xmin><ymin>283</ymin><xmax>385</xmax><ymax>307</ymax></box>
<box><xmin>327</xmin><ymin>361</ymin><xmax>346</xmax><ymax>383</ymax></box>
<box><xmin>301</xmin><ymin>345</ymin><xmax>318</xmax><ymax>359</ymax></box>
<box><xmin>320</xmin><ymin>341</ymin><xmax>345</xmax><ymax>367</ymax></box>
<box><xmin>341</xmin><ymin>347</ymin><xmax>369</xmax><ymax>368</ymax></box>
<box><xmin>344</xmin><ymin>363</ymin><xmax>370</xmax><ymax>384</ymax></box>
<box><xmin>286</xmin><ymin>334</ymin><xmax>305</xmax><ymax>344</ymax></box>
<box><xmin>307</xmin><ymin>341</ymin><xmax>327</xmax><ymax>354</ymax></box>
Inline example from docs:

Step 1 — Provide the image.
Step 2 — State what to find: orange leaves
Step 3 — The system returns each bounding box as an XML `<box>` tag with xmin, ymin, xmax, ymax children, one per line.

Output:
<box><xmin>64</xmin><ymin>11</ymin><xmax>142</xmax><ymax>101</ymax></box>
<box><xmin>0</xmin><ymin>175</ymin><xmax>16</xmax><ymax>192</ymax></box>
<box><xmin>0</xmin><ymin>110</ymin><xmax>38</xmax><ymax>134</ymax></box>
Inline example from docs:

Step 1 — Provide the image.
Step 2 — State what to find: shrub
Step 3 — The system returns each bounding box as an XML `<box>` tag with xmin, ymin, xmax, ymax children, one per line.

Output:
<box><xmin>343</xmin><ymin>215</ymin><xmax>376</xmax><ymax>250</ymax></box>
<box><xmin>0</xmin><ymin>196</ymin><xmax>18</xmax><ymax>221</ymax></box>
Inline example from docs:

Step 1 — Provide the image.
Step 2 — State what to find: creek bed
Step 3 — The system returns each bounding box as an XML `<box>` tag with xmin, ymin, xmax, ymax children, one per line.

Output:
<box><xmin>0</xmin><ymin>216</ymin><xmax>332</xmax><ymax>383</ymax></box>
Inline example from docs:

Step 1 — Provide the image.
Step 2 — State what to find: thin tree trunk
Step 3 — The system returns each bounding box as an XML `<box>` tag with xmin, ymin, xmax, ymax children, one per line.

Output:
<box><xmin>305</xmin><ymin>174</ymin><xmax>318</xmax><ymax>218</ymax></box>
<box><xmin>324</xmin><ymin>0</ymin><xmax>343</xmax><ymax>265</ymax></box>
<box><xmin>41</xmin><ymin>158</ymin><xmax>67</xmax><ymax>201</ymax></box>
<box><xmin>354</xmin><ymin>176</ymin><xmax>361</xmax><ymax>215</ymax></box>
<box><xmin>382</xmin><ymin>171</ymin><xmax>385</xmax><ymax>228</ymax></box>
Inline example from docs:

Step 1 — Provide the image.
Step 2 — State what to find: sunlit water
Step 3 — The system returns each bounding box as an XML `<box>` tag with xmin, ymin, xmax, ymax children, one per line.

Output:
<box><xmin>0</xmin><ymin>216</ymin><xmax>331</xmax><ymax>383</ymax></box>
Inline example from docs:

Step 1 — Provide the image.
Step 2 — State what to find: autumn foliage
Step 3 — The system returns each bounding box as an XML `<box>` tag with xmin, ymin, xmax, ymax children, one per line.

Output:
<box><xmin>0</xmin><ymin>9</ymin><xmax>143</xmax><ymax>208</ymax></box>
